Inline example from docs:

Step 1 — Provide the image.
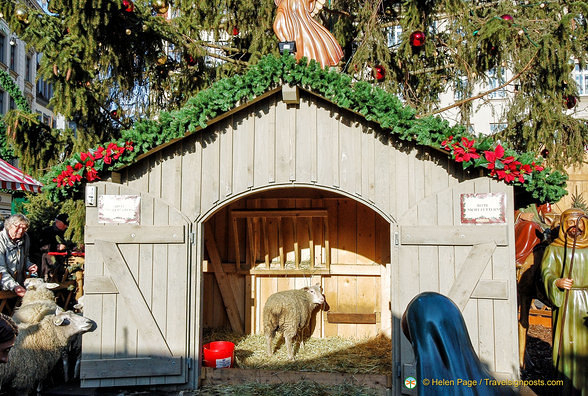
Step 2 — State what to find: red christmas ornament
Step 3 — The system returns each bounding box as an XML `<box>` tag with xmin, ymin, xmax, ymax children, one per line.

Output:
<box><xmin>409</xmin><ymin>31</ymin><xmax>426</xmax><ymax>47</ymax></box>
<box><xmin>232</xmin><ymin>27</ymin><xmax>239</xmax><ymax>36</ymax></box>
<box><xmin>184</xmin><ymin>53</ymin><xmax>197</xmax><ymax>66</ymax></box>
<box><xmin>564</xmin><ymin>95</ymin><xmax>577</xmax><ymax>109</ymax></box>
<box><xmin>122</xmin><ymin>0</ymin><xmax>134</xmax><ymax>13</ymax></box>
<box><xmin>373</xmin><ymin>65</ymin><xmax>385</xmax><ymax>81</ymax></box>
<box><xmin>501</xmin><ymin>14</ymin><xmax>513</xmax><ymax>22</ymax></box>
<box><xmin>110</xmin><ymin>109</ymin><xmax>119</xmax><ymax>119</ymax></box>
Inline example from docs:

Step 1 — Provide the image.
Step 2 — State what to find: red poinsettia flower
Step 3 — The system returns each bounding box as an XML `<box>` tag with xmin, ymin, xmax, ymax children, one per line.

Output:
<box><xmin>441</xmin><ymin>136</ymin><xmax>454</xmax><ymax>151</ymax></box>
<box><xmin>74</xmin><ymin>162</ymin><xmax>83</xmax><ymax>171</ymax></box>
<box><xmin>484</xmin><ymin>144</ymin><xmax>505</xmax><ymax>169</ymax></box>
<box><xmin>94</xmin><ymin>146</ymin><xmax>105</xmax><ymax>160</ymax></box>
<box><xmin>86</xmin><ymin>168</ymin><xmax>99</xmax><ymax>181</ymax></box>
<box><xmin>532</xmin><ymin>162</ymin><xmax>544</xmax><ymax>172</ymax></box>
<box><xmin>452</xmin><ymin>137</ymin><xmax>480</xmax><ymax>162</ymax></box>
<box><xmin>125</xmin><ymin>141</ymin><xmax>134</xmax><ymax>151</ymax></box>
<box><xmin>85</xmin><ymin>160</ymin><xmax>95</xmax><ymax>168</ymax></box>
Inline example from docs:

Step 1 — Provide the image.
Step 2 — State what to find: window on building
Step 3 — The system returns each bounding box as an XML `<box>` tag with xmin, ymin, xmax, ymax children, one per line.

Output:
<box><xmin>0</xmin><ymin>34</ymin><xmax>5</xmax><ymax>64</ymax></box>
<box><xmin>9</xmin><ymin>42</ymin><xmax>16</xmax><ymax>71</ymax></box>
<box><xmin>490</xmin><ymin>123</ymin><xmax>508</xmax><ymax>134</ymax></box>
<box><xmin>36</xmin><ymin>77</ymin><xmax>54</xmax><ymax>101</ymax></box>
<box><xmin>387</xmin><ymin>25</ymin><xmax>402</xmax><ymax>48</ymax></box>
<box><xmin>25</xmin><ymin>55</ymin><xmax>32</xmax><ymax>82</ymax></box>
<box><xmin>487</xmin><ymin>68</ymin><xmax>507</xmax><ymax>99</ymax></box>
<box><xmin>573</xmin><ymin>63</ymin><xmax>588</xmax><ymax>96</ymax></box>
<box><xmin>0</xmin><ymin>90</ymin><xmax>5</xmax><ymax>115</ymax></box>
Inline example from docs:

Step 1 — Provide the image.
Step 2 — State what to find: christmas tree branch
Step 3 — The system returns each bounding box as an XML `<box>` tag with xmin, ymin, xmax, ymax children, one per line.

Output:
<box><xmin>421</xmin><ymin>52</ymin><xmax>538</xmax><ymax>117</ymax></box>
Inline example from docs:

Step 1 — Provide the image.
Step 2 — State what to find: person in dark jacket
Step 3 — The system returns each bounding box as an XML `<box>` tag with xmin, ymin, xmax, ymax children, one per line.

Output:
<box><xmin>39</xmin><ymin>213</ymin><xmax>69</xmax><ymax>282</ymax></box>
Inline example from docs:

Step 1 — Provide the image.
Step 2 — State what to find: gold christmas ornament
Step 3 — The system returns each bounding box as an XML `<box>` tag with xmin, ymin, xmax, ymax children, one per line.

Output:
<box><xmin>14</xmin><ymin>5</ymin><xmax>30</xmax><ymax>24</ymax></box>
<box><xmin>152</xmin><ymin>0</ymin><xmax>169</xmax><ymax>14</ymax></box>
<box><xmin>156</xmin><ymin>54</ymin><xmax>167</xmax><ymax>65</ymax></box>
<box><xmin>125</xmin><ymin>28</ymin><xmax>132</xmax><ymax>35</ymax></box>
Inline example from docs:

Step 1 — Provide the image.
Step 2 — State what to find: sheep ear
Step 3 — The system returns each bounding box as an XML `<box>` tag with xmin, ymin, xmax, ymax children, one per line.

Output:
<box><xmin>53</xmin><ymin>315</ymin><xmax>65</xmax><ymax>326</ymax></box>
<box><xmin>55</xmin><ymin>306</ymin><xmax>64</xmax><ymax>315</ymax></box>
<box><xmin>46</xmin><ymin>283</ymin><xmax>60</xmax><ymax>289</ymax></box>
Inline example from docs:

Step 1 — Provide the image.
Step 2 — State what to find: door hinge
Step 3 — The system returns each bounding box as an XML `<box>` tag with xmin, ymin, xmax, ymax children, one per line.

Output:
<box><xmin>189</xmin><ymin>232</ymin><xmax>196</xmax><ymax>245</ymax></box>
<box><xmin>187</xmin><ymin>357</ymin><xmax>193</xmax><ymax>369</ymax></box>
<box><xmin>396</xmin><ymin>362</ymin><xmax>401</xmax><ymax>377</ymax></box>
<box><xmin>394</xmin><ymin>231</ymin><xmax>400</xmax><ymax>246</ymax></box>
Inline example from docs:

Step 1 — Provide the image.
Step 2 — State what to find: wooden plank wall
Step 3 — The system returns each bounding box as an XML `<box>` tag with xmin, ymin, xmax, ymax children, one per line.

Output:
<box><xmin>122</xmin><ymin>90</ymin><xmax>464</xmax><ymax>225</ymax></box>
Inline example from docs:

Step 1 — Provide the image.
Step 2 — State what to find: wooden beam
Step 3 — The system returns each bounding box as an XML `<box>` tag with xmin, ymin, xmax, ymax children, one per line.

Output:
<box><xmin>293</xmin><ymin>217</ymin><xmax>299</xmax><ymax>269</ymax></box>
<box><xmin>324</xmin><ymin>218</ymin><xmax>330</xmax><ymax>270</ymax></box>
<box><xmin>204</xmin><ymin>222</ymin><xmax>244</xmax><ymax>333</ymax></box>
<box><xmin>448</xmin><ymin>242</ymin><xmax>496</xmax><ymax>311</ymax></box>
<box><xmin>400</xmin><ymin>225</ymin><xmax>508</xmax><ymax>246</ymax></box>
<box><xmin>308</xmin><ymin>218</ymin><xmax>315</xmax><ymax>269</ymax></box>
<box><xmin>471</xmin><ymin>279</ymin><xmax>509</xmax><ymax>300</ymax></box>
<box><xmin>232</xmin><ymin>218</ymin><xmax>240</xmax><ymax>270</ymax></box>
<box><xmin>327</xmin><ymin>312</ymin><xmax>378</xmax><ymax>324</ymax></box>
<box><xmin>278</xmin><ymin>217</ymin><xmax>285</xmax><ymax>269</ymax></box>
<box><xmin>86</xmin><ymin>225</ymin><xmax>184</xmax><ymax>244</ymax></box>
<box><xmin>250</xmin><ymin>268</ymin><xmax>330</xmax><ymax>275</ymax></box>
<box><xmin>81</xmin><ymin>357</ymin><xmax>182</xmax><ymax>379</ymax></box>
<box><xmin>84</xmin><ymin>276</ymin><xmax>119</xmax><ymax>294</ymax></box>
<box><xmin>231</xmin><ymin>209</ymin><xmax>328</xmax><ymax>218</ymax></box>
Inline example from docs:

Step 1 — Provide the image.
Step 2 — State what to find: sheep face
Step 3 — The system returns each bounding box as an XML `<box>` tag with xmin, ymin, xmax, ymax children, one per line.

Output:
<box><xmin>23</xmin><ymin>278</ymin><xmax>59</xmax><ymax>291</ymax></box>
<box><xmin>53</xmin><ymin>308</ymin><xmax>95</xmax><ymax>340</ymax></box>
<box><xmin>303</xmin><ymin>285</ymin><xmax>325</xmax><ymax>306</ymax></box>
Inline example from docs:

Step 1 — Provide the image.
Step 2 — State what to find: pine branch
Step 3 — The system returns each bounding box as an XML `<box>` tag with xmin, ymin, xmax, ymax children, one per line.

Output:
<box><xmin>420</xmin><ymin>52</ymin><xmax>538</xmax><ymax>118</ymax></box>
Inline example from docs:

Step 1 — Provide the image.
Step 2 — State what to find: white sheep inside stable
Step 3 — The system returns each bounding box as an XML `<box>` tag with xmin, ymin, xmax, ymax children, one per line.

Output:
<box><xmin>263</xmin><ymin>284</ymin><xmax>326</xmax><ymax>360</ymax></box>
<box><xmin>0</xmin><ymin>307</ymin><xmax>95</xmax><ymax>395</ymax></box>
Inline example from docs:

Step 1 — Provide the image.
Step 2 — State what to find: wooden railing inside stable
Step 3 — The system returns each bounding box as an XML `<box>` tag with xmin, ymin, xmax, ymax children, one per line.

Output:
<box><xmin>231</xmin><ymin>209</ymin><xmax>330</xmax><ymax>273</ymax></box>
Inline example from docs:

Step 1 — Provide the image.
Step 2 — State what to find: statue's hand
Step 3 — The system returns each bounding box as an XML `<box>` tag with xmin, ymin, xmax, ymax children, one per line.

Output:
<box><xmin>555</xmin><ymin>278</ymin><xmax>574</xmax><ymax>290</ymax></box>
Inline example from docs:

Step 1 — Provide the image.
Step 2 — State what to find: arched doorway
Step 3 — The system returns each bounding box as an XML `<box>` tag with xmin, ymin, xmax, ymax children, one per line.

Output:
<box><xmin>200</xmin><ymin>186</ymin><xmax>392</xmax><ymax>339</ymax></box>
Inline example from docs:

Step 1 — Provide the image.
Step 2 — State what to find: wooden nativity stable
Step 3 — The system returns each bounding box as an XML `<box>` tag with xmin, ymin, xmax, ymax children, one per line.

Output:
<box><xmin>80</xmin><ymin>84</ymin><xmax>519</xmax><ymax>395</ymax></box>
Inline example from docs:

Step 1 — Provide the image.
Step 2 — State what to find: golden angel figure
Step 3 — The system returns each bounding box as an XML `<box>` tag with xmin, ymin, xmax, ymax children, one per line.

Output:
<box><xmin>273</xmin><ymin>0</ymin><xmax>344</xmax><ymax>68</ymax></box>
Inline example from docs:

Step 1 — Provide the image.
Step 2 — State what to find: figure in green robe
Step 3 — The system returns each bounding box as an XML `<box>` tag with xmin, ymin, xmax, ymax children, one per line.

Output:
<box><xmin>541</xmin><ymin>208</ymin><xmax>588</xmax><ymax>395</ymax></box>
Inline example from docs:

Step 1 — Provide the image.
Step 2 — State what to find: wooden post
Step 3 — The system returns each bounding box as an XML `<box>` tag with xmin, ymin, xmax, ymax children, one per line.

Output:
<box><xmin>293</xmin><ymin>217</ymin><xmax>299</xmax><ymax>269</ymax></box>
<box><xmin>278</xmin><ymin>217</ymin><xmax>285</xmax><ymax>269</ymax></box>
<box><xmin>204</xmin><ymin>223</ymin><xmax>244</xmax><ymax>333</ymax></box>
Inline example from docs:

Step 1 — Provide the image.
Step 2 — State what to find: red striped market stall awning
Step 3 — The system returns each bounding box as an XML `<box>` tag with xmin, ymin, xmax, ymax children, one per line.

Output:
<box><xmin>0</xmin><ymin>158</ymin><xmax>43</xmax><ymax>193</ymax></box>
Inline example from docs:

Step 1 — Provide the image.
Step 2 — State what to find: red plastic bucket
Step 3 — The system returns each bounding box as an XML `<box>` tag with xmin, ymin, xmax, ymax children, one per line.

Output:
<box><xmin>203</xmin><ymin>341</ymin><xmax>235</xmax><ymax>368</ymax></box>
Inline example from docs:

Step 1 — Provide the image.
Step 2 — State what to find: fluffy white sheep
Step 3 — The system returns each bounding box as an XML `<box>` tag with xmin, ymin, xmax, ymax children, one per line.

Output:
<box><xmin>12</xmin><ymin>278</ymin><xmax>60</xmax><ymax>325</ymax></box>
<box><xmin>263</xmin><ymin>284</ymin><xmax>325</xmax><ymax>359</ymax></box>
<box><xmin>0</xmin><ymin>307</ymin><xmax>94</xmax><ymax>395</ymax></box>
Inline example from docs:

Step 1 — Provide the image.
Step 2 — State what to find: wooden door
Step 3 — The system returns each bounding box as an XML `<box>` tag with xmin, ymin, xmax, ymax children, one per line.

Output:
<box><xmin>393</xmin><ymin>178</ymin><xmax>517</xmax><ymax>395</ymax></box>
<box><xmin>80</xmin><ymin>182</ymin><xmax>192</xmax><ymax>387</ymax></box>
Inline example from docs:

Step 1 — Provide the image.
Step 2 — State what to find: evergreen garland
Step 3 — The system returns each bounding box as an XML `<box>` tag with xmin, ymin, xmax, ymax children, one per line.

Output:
<box><xmin>43</xmin><ymin>54</ymin><xmax>567</xmax><ymax>203</ymax></box>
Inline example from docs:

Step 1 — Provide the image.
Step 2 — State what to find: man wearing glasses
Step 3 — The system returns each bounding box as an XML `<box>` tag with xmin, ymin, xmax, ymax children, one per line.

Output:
<box><xmin>0</xmin><ymin>214</ymin><xmax>38</xmax><ymax>297</ymax></box>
